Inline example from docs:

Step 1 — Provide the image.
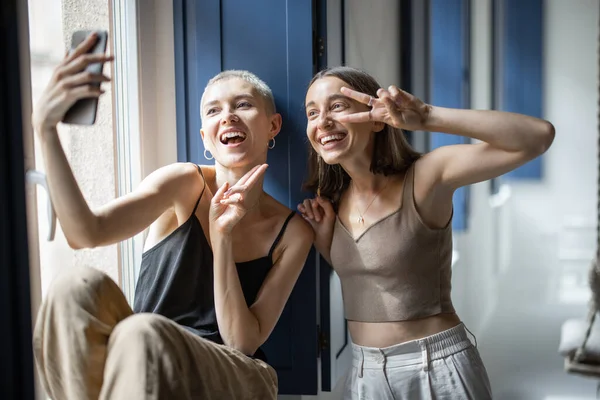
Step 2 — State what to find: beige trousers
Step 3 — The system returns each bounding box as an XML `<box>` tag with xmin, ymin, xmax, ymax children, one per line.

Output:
<box><xmin>33</xmin><ymin>267</ymin><xmax>278</xmax><ymax>400</ymax></box>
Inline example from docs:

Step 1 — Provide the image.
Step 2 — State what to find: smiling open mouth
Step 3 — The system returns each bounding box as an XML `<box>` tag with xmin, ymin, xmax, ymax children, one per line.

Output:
<box><xmin>220</xmin><ymin>131</ymin><xmax>247</xmax><ymax>145</ymax></box>
<box><xmin>319</xmin><ymin>133</ymin><xmax>346</xmax><ymax>146</ymax></box>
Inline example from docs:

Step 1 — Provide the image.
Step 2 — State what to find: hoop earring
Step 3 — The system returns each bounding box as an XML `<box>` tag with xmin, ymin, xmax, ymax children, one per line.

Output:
<box><xmin>203</xmin><ymin>148</ymin><xmax>213</xmax><ymax>160</ymax></box>
<box><xmin>268</xmin><ymin>138</ymin><xmax>276</xmax><ymax>149</ymax></box>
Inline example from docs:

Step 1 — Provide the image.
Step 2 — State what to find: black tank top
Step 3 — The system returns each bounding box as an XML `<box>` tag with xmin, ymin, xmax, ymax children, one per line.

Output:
<box><xmin>133</xmin><ymin>165</ymin><xmax>295</xmax><ymax>360</ymax></box>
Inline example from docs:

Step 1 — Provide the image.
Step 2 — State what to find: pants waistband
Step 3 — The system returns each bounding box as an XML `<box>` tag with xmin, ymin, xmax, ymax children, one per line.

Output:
<box><xmin>351</xmin><ymin>323</ymin><xmax>474</xmax><ymax>373</ymax></box>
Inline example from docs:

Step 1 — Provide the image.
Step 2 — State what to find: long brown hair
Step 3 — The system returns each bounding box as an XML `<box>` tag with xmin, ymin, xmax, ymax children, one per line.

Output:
<box><xmin>303</xmin><ymin>66</ymin><xmax>421</xmax><ymax>201</ymax></box>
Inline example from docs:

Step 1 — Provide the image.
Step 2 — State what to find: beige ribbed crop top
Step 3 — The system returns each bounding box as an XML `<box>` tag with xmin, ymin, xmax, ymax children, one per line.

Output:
<box><xmin>329</xmin><ymin>164</ymin><xmax>455</xmax><ymax>322</ymax></box>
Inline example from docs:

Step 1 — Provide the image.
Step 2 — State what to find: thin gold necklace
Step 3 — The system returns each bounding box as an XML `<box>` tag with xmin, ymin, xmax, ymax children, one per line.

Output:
<box><xmin>351</xmin><ymin>180</ymin><xmax>387</xmax><ymax>224</ymax></box>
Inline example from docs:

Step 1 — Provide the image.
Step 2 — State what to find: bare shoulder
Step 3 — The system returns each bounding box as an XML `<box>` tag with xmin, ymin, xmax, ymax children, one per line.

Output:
<box><xmin>143</xmin><ymin>162</ymin><xmax>203</xmax><ymax>190</ymax></box>
<box><xmin>413</xmin><ymin>151</ymin><xmax>442</xmax><ymax>188</ymax></box>
<box><xmin>196</xmin><ymin>164</ymin><xmax>216</xmax><ymax>184</ymax></box>
<box><xmin>284</xmin><ymin>212</ymin><xmax>315</xmax><ymax>244</ymax></box>
<box><xmin>265</xmin><ymin>202</ymin><xmax>313</xmax><ymax>269</ymax></box>
<box><xmin>143</xmin><ymin>162</ymin><xmax>205</xmax><ymax>216</ymax></box>
<box><xmin>266</xmin><ymin>198</ymin><xmax>314</xmax><ymax>249</ymax></box>
<box><xmin>143</xmin><ymin>163</ymin><xmax>206</xmax><ymax>249</ymax></box>
<box><xmin>412</xmin><ymin>150</ymin><xmax>454</xmax><ymax>197</ymax></box>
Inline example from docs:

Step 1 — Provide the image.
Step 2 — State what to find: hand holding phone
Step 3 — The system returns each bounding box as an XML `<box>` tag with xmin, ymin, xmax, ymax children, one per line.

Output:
<box><xmin>61</xmin><ymin>30</ymin><xmax>109</xmax><ymax>125</ymax></box>
<box><xmin>32</xmin><ymin>30</ymin><xmax>112</xmax><ymax>136</ymax></box>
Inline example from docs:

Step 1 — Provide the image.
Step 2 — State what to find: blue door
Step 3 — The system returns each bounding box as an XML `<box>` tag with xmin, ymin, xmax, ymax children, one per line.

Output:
<box><xmin>430</xmin><ymin>0</ymin><xmax>471</xmax><ymax>232</ymax></box>
<box><xmin>495</xmin><ymin>0</ymin><xmax>544</xmax><ymax>180</ymax></box>
<box><xmin>173</xmin><ymin>0</ymin><xmax>319</xmax><ymax>394</ymax></box>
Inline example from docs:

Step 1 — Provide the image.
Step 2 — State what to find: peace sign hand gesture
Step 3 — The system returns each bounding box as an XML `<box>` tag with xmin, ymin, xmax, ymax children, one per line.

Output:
<box><xmin>338</xmin><ymin>86</ymin><xmax>431</xmax><ymax>132</ymax></box>
<box><xmin>209</xmin><ymin>164</ymin><xmax>268</xmax><ymax>235</ymax></box>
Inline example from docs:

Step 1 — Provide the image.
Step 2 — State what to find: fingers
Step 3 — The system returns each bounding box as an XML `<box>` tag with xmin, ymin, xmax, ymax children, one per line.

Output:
<box><xmin>309</xmin><ymin>199</ymin><xmax>323</xmax><ymax>222</ymax></box>
<box><xmin>388</xmin><ymin>85</ymin><xmax>401</xmax><ymax>101</ymax></box>
<box><xmin>378</xmin><ymin>87</ymin><xmax>404</xmax><ymax>104</ymax></box>
<box><xmin>377</xmin><ymin>87</ymin><xmax>401</xmax><ymax>116</ymax></box>
<box><xmin>381</xmin><ymin>95</ymin><xmax>396</xmax><ymax>111</ymax></box>
<box><xmin>239</xmin><ymin>164</ymin><xmax>268</xmax><ymax>189</ymax></box>
<box><xmin>377</xmin><ymin>88</ymin><xmax>397</xmax><ymax>104</ymax></box>
<box><xmin>64</xmin><ymin>32</ymin><xmax>100</xmax><ymax>64</ymax></box>
<box><xmin>220</xmin><ymin>164</ymin><xmax>267</xmax><ymax>205</ymax></box>
<box><xmin>297</xmin><ymin>198</ymin><xmax>331</xmax><ymax>223</ymax></box>
<box><xmin>315</xmin><ymin>196</ymin><xmax>335</xmax><ymax>218</ymax></box>
<box><xmin>388</xmin><ymin>85</ymin><xmax>412</xmax><ymax>108</ymax></box>
<box><xmin>54</xmin><ymin>54</ymin><xmax>113</xmax><ymax>87</ymax></box>
<box><xmin>340</xmin><ymin>87</ymin><xmax>373</xmax><ymax>105</ymax></box>
<box><xmin>225</xmin><ymin>164</ymin><xmax>267</xmax><ymax>198</ymax></box>
<box><xmin>223</xmin><ymin>185</ymin><xmax>246</xmax><ymax>197</ymax></box>
<box><xmin>56</xmin><ymin>85</ymin><xmax>104</xmax><ymax>104</ymax></box>
<box><xmin>60</xmin><ymin>53</ymin><xmax>114</xmax><ymax>78</ymax></box>
<box><xmin>297</xmin><ymin>204</ymin><xmax>306</xmax><ymax>217</ymax></box>
<box><xmin>219</xmin><ymin>193</ymin><xmax>243</xmax><ymax>205</ymax></box>
<box><xmin>337</xmin><ymin>111</ymin><xmax>372</xmax><ymax>124</ymax></box>
<box><xmin>298</xmin><ymin>199</ymin><xmax>315</xmax><ymax>220</ymax></box>
<box><xmin>235</xmin><ymin>165</ymin><xmax>261</xmax><ymax>187</ymax></box>
<box><xmin>212</xmin><ymin>181</ymin><xmax>230</xmax><ymax>203</ymax></box>
<box><xmin>60</xmin><ymin>71</ymin><xmax>110</xmax><ymax>89</ymax></box>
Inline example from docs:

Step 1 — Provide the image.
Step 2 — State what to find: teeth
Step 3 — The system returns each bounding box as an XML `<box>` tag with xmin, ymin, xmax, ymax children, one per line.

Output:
<box><xmin>220</xmin><ymin>131</ymin><xmax>246</xmax><ymax>142</ymax></box>
<box><xmin>320</xmin><ymin>134</ymin><xmax>345</xmax><ymax>145</ymax></box>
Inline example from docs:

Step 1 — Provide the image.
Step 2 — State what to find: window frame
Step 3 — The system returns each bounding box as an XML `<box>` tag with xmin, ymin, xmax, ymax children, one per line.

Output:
<box><xmin>110</xmin><ymin>0</ymin><xmax>143</xmax><ymax>303</ymax></box>
<box><xmin>110</xmin><ymin>0</ymin><xmax>179</xmax><ymax>303</ymax></box>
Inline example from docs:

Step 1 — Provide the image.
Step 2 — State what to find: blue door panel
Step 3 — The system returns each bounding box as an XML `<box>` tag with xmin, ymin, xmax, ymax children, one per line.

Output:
<box><xmin>501</xmin><ymin>0</ymin><xmax>543</xmax><ymax>180</ymax></box>
<box><xmin>430</xmin><ymin>0</ymin><xmax>470</xmax><ymax>232</ymax></box>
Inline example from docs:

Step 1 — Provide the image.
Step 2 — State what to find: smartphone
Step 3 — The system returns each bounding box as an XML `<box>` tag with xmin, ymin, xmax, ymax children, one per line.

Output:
<box><xmin>62</xmin><ymin>30</ymin><xmax>108</xmax><ymax>125</ymax></box>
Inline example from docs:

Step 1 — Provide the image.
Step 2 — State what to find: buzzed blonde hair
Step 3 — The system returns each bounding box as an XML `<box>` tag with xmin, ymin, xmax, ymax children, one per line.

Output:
<box><xmin>200</xmin><ymin>70</ymin><xmax>276</xmax><ymax>119</ymax></box>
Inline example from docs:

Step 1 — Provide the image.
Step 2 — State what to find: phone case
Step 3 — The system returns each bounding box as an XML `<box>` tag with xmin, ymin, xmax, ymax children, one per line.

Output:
<box><xmin>62</xmin><ymin>30</ymin><xmax>108</xmax><ymax>125</ymax></box>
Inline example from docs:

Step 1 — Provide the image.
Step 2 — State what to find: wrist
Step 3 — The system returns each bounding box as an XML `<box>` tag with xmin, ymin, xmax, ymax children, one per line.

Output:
<box><xmin>32</xmin><ymin>117</ymin><xmax>59</xmax><ymax>139</ymax></box>
<box><xmin>210</xmin><ymin>228</ymin><xmax>233</xmax><ymax>246</ymax></box>
<box><xmin>422</xmin><ymin>105</ymin><xmax>446</xmax><ymax>132</ymax></box>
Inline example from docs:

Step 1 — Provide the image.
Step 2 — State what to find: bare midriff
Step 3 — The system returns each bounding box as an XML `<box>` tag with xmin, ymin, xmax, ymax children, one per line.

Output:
<box><xmin>348</xmin><ymin>312</ymin><xmax>462</xmax><ymax>348</ymax></box>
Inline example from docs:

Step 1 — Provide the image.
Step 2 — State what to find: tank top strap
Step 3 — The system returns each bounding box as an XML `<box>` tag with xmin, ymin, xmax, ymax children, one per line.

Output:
<box><xmin>268</xmin><ymin>211</ymin><xmax>296</xmax><ymax>259</ymax></box>
<box><xmin>191</xmin><ymin>164</ymin><xmax>207</xmax><ymax>217</ymax></box>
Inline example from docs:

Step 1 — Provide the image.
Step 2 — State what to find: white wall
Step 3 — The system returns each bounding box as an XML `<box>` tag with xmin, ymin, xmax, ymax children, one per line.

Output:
<box><xmin>137</xmin><ymin>0</ymin><xmax>178</xmax><ymax>175</ymax></box>
<box><xmin>455</xmin><ymin>0</ymin><xmax>599</xmax><ymax>336</ymax></box>
<box><xmin>467</xmin><ymin>2</ymin><xmax>599</xmax><ymax>396</ymax></box>
<box><xmin>507</xmin><ymin>0</ymin><xmax>598</xmax><ymax>267</ymax></box>
<box><xmin>344</xmin><ymin>0</ymin><xmax>401</xmax><ymax>88</ymax></box>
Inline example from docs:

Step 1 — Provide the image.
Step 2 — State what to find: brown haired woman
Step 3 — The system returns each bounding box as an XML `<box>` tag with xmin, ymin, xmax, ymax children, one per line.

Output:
<box><xmin>298</xmin><ymin>66</ymin><xmax>554</xmax><ymax>399</ymax></box>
